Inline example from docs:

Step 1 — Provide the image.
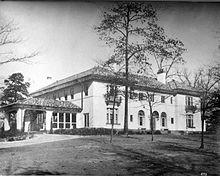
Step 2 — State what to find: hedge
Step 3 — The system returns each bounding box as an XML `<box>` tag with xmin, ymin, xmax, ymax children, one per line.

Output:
<box><xmin>52</xmin><ymin>128</ymin><xmax>162</xmax><ymax>135</ymax></box>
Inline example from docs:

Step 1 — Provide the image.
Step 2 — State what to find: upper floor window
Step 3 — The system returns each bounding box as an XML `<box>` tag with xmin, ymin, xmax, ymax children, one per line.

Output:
<box><xmin>84</xmin><ymin>85</ymin><xmax>89</xmax><ymax>96</ymax></box>
<box><xmin>71</xmin><ymin>89</ymin><xmax>74</xmax><ymax>99</ymax></box>
<box><xmin>161</xmin><ymin>96</ymin><xmax>165</xmax><ymax>103</ymax></box>
<box><xmin>139</xmin><ymin>93</ymin><xmax>144</xmax><ymax>100</ymax></box>
<box><xmin>186</xmin><ymin>96</ymin><xmax>193</xmax><ymax>106</ymax></box>
<box><xmin>130</xmin><ymin>115</ymin><xmax>133</xmax><ymax>122</ymax></box>
<box><xmin>170</xmin><ymin>97</ymin><xmax>173</xmax><ymax>104</ymax></box>
<box><xmin>149</xmin><ymin>94</ymin><xmax>154</xmax><ymax>102</ymax></box>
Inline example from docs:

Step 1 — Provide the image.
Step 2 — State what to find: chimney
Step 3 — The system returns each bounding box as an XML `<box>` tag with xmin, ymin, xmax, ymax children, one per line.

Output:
<box><xmin>157</xmin><ymin>69</ymin><xmax>166</xmax><ymax>84</ymax></box>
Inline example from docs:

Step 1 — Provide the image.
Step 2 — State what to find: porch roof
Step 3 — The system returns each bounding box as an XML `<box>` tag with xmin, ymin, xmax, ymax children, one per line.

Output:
<box><xmin>0</xmin><ymin>98</ymin><xmax>82</xmax><ymax>113</ymax></box>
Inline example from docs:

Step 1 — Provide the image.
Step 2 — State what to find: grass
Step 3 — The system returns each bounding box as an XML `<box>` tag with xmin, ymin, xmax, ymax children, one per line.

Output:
<box><xmin>0</xmin><ymin>133</ymin><xmax>219</xmax><ymax>175</ymax></box>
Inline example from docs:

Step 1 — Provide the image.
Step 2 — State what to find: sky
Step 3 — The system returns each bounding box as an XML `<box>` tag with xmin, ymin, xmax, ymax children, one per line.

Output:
<box><xmin>0</xmin><ymin>1</ymin><xmax>219</xmax><ymax>93</ymax></box>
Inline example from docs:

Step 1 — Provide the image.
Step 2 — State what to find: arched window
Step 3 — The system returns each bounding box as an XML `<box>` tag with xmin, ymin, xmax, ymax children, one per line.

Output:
<box><xmin>161</xmin><ymin>112</ymin><xmax>167</xmax><ymax>127</ymax></box>
<box><xmin>138</xmin><ymin>110</ymin><xmax>145</xmax><ymax>126</ymax></box>
<box><xmin>151</xmin><ymin>111</ymin><xmax>159</xmax><ymax>130</ymax></box>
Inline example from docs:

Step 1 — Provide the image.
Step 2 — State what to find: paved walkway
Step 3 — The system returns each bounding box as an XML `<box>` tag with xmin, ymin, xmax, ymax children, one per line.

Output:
<box><xmin>0</xmin><ymin>134</ymin><xmax>81</xmax><ymax>149</ymax></box>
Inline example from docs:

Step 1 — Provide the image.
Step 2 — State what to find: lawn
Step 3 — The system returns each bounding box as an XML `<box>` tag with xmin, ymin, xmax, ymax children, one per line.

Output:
<box><xmin>0</xmin><ymin>133</ymin><xmax>219</xmax><ymax>175</ymax></box>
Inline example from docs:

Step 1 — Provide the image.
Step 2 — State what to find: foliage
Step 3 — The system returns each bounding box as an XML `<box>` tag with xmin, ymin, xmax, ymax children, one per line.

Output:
<box><xmin>53</xmin><ymin>128</ymin><xmax>117</xmax><ymax>136</ymax></box>
<box><xmin>95</xmin><ymin>2</ymin><xmax>162</xmax><ymax>134</ymax></box>
<box><xmin>205</xmin><ymin>89</ymin><xmax>220</xmax><ymax>133</ymax></box>
<box><xmin>176</xmin><ymin>63</ymin><xmax>220</xmax><ymax>148</ymax></box>
<box><xmin>1</xmin><ymin>73</ymin><xmax>30</xmax><ymax>104</ymax></box>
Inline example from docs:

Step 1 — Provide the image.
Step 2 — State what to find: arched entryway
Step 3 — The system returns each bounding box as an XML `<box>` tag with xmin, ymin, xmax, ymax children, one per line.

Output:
<box><xmin>138</xmin><ymin>110</ymin><xmax>145</xmax><ymax>126</ymax></box>
<box><xmin>152</xmin><ymin>111</ymin><xmax>159</xmax><ymax>130</ymax></box>
<box><xmin>161</xmin><ymin>112</ymin><xmax>167</xmax><ymax>128</ymax></box>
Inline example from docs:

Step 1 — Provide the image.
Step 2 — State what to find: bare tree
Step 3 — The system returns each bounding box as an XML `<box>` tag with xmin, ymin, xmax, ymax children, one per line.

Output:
<box><xmin>95</xmin><ymin>2</ymin><xmax>166</xmax><ymax>134</ymax></box>
<box><xmin>177</xmin><ymin>63</ymin><xmax>220</xmax><ymax>148</ymax></box>
<box><xmin>98</xmin><ymin>60</ymin><xmax>123</xmax><ymax>143</ymax></box>
<box><xmin>0</xmin><ymin>20</ymin><xmax>38</xmax><ymax>65</ymax></box>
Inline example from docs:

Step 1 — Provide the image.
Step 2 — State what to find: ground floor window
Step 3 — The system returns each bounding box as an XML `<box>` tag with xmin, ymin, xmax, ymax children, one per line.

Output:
<box><xmin>161</xmin><ymin>112</ymin><xmax>167</xmax><ymax>127</ymax></box>
<box><xmin>138</xmin><ymin>110</ymin><xmax>145</xmax><ymax>126</ymax></box>
<box><xmin>106</xmin><ymin>108</ymin><xmax>119</xmax><ymax>124</ymax></box>
<box><xmin>52</xmin><ymin>112</ymin><xmax>77</xmax><ymax>129</ymax></box>
<box><xmin>84</xmin><ymin>113</ymin><xmax>89</xmax><ymax>128</ymax></box>
<box><xmin>72</xmin><ymin>113</ymin><xmax>76</xmax><ymax>128</ymax></box>
<box><xmin>186</xmin><ymin>114</ymin><xmax>194</xmax><ymax>128</ymax></box>
<box><xmin>171</xmin><ymin>117</ymin><xmax>174</xmax><ymax>124</ymax></box>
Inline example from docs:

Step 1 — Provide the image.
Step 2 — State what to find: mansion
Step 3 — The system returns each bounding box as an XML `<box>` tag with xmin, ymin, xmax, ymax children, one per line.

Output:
<box><xmin>0</xmin><ymin>67</ymin><xmax>204</xmax><ymax>133</ymax></box>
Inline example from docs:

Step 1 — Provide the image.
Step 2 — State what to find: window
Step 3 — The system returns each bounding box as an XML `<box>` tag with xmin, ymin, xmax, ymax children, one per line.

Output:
<box><xmin>129</xmin><ymin>88</ymin><xmax>134</xmax><ymax>99</ymax></box>
<box><xmin>59</xmin><ymin>113</ymin><xmax>64</xmax><ymax>128</ymax></box>
<box><xmin>149</xmin><ymin>94</ymin><xmax>154</xmax><ymax>102</ymax></box>
<box><xmin>84</xmin><ymin>86</ymin><xmax>89</xmax><ymax>96</ymax></box>
<box><xmin>161</xmin><ymin>96</ymin><xmax>165</xmax><ymax>103</ymax></box>
<box><xmin>72</xmin><ymin>113</ymin><xmax>76</xmax><ymax>128</ymax></box>
<box><xmin>71</xmin><ymin>89</ymin><xmax>74</xmax><ymax>99</ymax></box>
<box><xmin>65</xmin><ymin>113</ymin><xmax>70</xmax><ymax>128</ymax></box>
<box><xmin>84</xmin><ymin>113</ymin><xmax>89</xmax><ymax>127</ymax></box>
<box><xmin>65</xmin><ymin>95</ymin><xmax>68</xmax><ymax>101</ymax></box>
<box><xmin>161</xmin><ymin>112</ymin><xmax>167</xmax><ymax>127</ymax></box>
<box><xmin>130</xmin><ymin>115</ymin><xmax>133</xmax><ymax>122</ymax></box>
<box><xmin>139</xmin><ymin>93</ymin><xmax>144</xmax><ymax>100</ymax></box>
<box><xmin>52</xmin><ymin>112</ymin><xmax>58</xmax><ymax>128</ymax></box>
<box><xmin>106</xmin><ymin>108</ymin><xmax>119</xmax><ymax>124</ymax></box>
<box><xmin>186</xmin><ymin>114</ymin><xmax>194</xmax><ymax>128</ymax></box>
<box><xmin>138</xmin><ymin>110</ymin><xmax>145</xmax><ymax>126</ymax></box>
<box><xmin>162</xmin><ymin>118</ymin><xmax>165</xmax><ymax>127</ymax></box>
<box><xmin>171</xmin><ymin>118</ymin><xmax>174</xmax><ymax>124</ymax></box>
<box><xmin>186</xmin><ymin>96</ymin><xmax>193</xmax><ymax>106</ymax></box>
<box><xmin>53</xmin><ymin>94</ymin><xmax>56</xmax><ymax>100</ymax></box>
<box><xmin>170</xmin><ymin>97</ymin><xmax>173</xmax><ymax>104</ymax></box>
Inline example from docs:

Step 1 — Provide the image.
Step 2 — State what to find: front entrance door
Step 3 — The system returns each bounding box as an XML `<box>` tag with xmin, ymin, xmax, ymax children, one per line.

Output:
<box><xmin>37</xmin><ymin>112</ymin><xmax>46</xmax><ymax>131</ymax></box>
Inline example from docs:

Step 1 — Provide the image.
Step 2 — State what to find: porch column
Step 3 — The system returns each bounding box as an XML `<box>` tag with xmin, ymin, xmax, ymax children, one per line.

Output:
<box><xmin>76</xmin><ymin>113</ymin><xmax>82</xmax><ymax>128</ymax></box>
<box><xmin>16</xmin><ymin>109</ymin><xmax>25</xmax><ymax>131</ymax></box>
<box><xmin>46</xmin><ymin>111</ymin><xmax>52</xmax><ymax>131</ymax></box>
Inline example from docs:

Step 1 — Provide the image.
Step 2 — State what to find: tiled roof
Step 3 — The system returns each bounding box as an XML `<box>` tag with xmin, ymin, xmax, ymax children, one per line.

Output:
<box><xmin>0</xmin><ymin>98</ymin><xmax>82</xmax><ymax>112</ymax></box>
<box><xmin>167</xmin><ymin>80</ymin><xmax>201</xmax><ymax>95</ymax></box>
<box><xmin>30</xmin><ymin>66</ymin><xmax>200</xmax><ymax>96</ymax></box>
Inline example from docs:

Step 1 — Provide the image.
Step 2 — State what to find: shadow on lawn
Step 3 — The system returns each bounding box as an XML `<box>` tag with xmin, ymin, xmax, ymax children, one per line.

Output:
<box><xmin>157</xmin><ymin>143</ymin><xmax>218</xmax><ymax>157</ymax></box>
<box><xmin>14</xmin><ymin>169</ymin><xmax>66</xmax><ymax>175</ymax></box>
<box><xmin>111</xmin><ymin>144</ymin><xmax>219</xmax><ymax>176</ymax></box>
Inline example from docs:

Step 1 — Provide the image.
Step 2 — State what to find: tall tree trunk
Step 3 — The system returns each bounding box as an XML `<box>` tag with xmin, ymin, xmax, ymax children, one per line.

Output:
<box><xmin>110</xmin><ymin>86</ymin><xmax>117</xmax><ymax>143</ymax></box>
<box><xmin>124</xmin><ymin>7</ymin><xmax>130</xmax><ymax>136</ymax></box>
<box><xmin>149</xmin><ymin>101</ymin><xmax>154</xmax><ymax>141</ymax></box>
<box><xmin>200</xmin><ymin>111</ymin><xmax>205</xmax><ymax>149</ymax></box>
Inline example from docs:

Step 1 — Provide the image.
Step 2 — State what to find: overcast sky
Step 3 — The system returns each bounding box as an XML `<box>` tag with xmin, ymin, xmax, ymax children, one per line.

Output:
<box><xmin>0</xmin><ymin>1</ymin><xmax>219</xmax><ymax>92</ymax></box>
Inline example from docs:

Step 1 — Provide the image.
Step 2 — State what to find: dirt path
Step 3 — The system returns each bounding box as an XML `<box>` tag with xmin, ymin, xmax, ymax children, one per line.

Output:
<box><xmin>0</xmin><ymin>134</ymin><xmax>81</xmax><ymax>148</ymax></box>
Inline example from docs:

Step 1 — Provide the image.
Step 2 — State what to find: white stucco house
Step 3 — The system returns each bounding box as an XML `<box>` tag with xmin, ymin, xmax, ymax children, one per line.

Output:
<box><xmin>21</xmin><ymin>66</ymin><xmax>203</xmax><ymax>133</ymax></box>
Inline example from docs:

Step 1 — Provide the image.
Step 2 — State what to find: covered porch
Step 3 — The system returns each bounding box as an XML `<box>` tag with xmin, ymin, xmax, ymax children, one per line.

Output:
<box><xmin>0</xmin><ymin>98</ymin><xmax>82</xmax><ymax>132</ymax></box>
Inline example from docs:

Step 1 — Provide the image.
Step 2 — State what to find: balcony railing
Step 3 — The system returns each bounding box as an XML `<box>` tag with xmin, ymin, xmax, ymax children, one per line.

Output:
<box><xmin>185</xmin><ymin>105</ymin><xmax>197</xmax><ymax>113</ymax></box>
<box><xmin>104</xmin><ymin>94</ymin><xmax>122</xmax><ymax>106</ymax></box>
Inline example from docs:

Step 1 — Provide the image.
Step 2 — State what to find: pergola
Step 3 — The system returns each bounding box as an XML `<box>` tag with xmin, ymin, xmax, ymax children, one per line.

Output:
<box><xmin>0</xmin><ymin>98</ymin><xmax>82</xmax><ymax>132</ymax></box>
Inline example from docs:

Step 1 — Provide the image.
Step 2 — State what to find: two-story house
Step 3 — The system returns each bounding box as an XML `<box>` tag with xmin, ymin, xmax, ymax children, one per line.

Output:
<box><xmin>29</xmin><ymin>66</ymin><xmax>204</xmax><ymax>133</ymax></box>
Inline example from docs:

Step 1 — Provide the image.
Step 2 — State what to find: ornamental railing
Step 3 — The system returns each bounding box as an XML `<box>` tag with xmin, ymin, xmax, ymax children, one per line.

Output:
<box><xmin>185</xmin><ymin>105</ymin><xmax>197</xmax><ymax>113</ymax></box>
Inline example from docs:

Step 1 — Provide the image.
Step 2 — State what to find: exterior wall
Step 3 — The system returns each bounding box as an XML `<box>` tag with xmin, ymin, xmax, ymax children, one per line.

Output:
<box><xmin>175</xmin><ymin>94</ymin><xmax>203</xmax><ymax>132</ymax></box>
<box><xmin>46</xmin><ymin>111</ymin><xmax>52</xmax><ymax>131</ymax></box>
<box><xmin>16</xmin><ymin>109</ymin><xmax>25</xmax><ymax>131</ymax></box>
<box><xmin>33</xmin><ymin>80</ymin><xmax>204</xmax><ymax>132</ymax></box>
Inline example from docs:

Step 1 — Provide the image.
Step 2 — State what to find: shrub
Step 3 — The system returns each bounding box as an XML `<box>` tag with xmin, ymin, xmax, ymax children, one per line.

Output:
<box><xmin>53</xmin><ymin>128</ymin><xmax>118</xmax><ymax>136</ymax></box>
